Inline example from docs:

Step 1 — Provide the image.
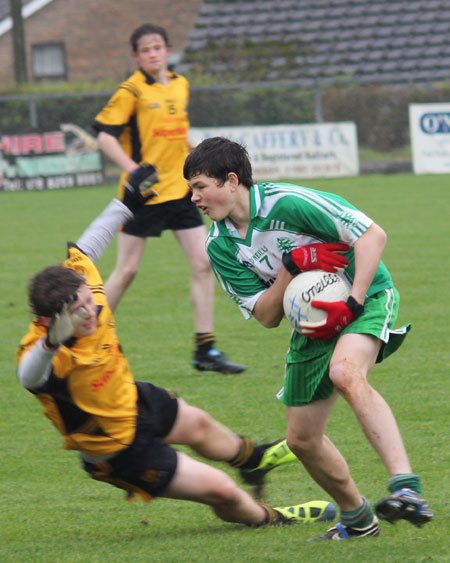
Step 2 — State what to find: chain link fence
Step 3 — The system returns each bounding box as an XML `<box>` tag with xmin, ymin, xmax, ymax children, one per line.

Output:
<box><xmin>1</xmin><ymin>80</ymin><xmax>449</xmax><ymax>180</ymax></box>
<box><xmin>2</xmin><ymin>80</ymin><xmax>448</xmax><ymax>141</ymax></box>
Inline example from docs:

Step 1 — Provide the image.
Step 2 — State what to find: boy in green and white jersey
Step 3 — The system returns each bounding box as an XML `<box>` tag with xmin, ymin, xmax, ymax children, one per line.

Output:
<box><xmin>183</xmin><ymin>137</ymin><xmax>433</xmax><ymax>541</ymax></box>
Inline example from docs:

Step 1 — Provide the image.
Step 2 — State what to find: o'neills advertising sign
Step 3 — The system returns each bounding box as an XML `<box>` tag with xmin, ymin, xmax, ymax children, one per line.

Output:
<box><xmin>190</xmin><ymin>122</ymin><xmax>359</xmax><ymax>180</ymax></box>
<box><xmin>0</xmin><ymin>123</ymin><xmax>104</xmax><ymax>191</ymax></box>
<box><xmin>409</xmin><ymin>103</ymin><xmax>450</xmax><ymax>175</ymax></box>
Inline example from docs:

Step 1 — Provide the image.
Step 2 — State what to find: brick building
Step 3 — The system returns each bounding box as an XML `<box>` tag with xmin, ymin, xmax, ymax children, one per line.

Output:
<box><xmin>1</xmin><ymin>0</ymin><xmax>449</xmax><ymax>89</ymax></box>
<box><xmin>0</xmin><ymin>0</ymin><xmax>202</xmax><ymax>88</ymax></box>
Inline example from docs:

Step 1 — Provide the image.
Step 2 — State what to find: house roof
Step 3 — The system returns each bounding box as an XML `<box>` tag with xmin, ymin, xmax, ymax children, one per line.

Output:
<box><xmin>179</xmin><ymin>0</ymin><xmax>450</xmax><ymax>86</ymax></box>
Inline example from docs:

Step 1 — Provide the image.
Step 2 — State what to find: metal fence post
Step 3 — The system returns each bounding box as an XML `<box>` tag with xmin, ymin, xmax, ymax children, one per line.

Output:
<box><xmin>314</xmin><ymin>80</ymin><xmax>323</xmax><ymax>123</ymax></box>
<box><xmin>29</xmin><ymin>97</ymin><xmax>38</xmax><ymax>128</ymax></box>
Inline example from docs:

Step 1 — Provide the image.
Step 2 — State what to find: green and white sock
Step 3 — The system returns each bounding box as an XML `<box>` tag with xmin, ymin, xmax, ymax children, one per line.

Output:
<box><xmin>341</xmin><ymin>497</ymin><xmax>374</xmax><ymax>529</ymax></box>
<box><xmin>388</xmin><ymin>473</ymin><xmax>422</xmax><ymax>495</ymax></box>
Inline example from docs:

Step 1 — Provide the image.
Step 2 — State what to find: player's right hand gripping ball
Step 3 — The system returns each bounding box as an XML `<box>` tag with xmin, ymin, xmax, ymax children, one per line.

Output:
<box><xmin>282</xmin><ymin>243</ymin><xmax>349</xmax><ymax>275</ymax></box>
<box><xmin>122</xmin><ymin>164</ymin><xmax>159</xmax><ymax>213</ymax></box>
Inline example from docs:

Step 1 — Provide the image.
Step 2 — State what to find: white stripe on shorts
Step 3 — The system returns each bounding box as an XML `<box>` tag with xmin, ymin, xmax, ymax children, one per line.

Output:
<box><xmin>381</xmin><ymin>288</ymin><xmax>395</xmax><ymax>342</ymax></box>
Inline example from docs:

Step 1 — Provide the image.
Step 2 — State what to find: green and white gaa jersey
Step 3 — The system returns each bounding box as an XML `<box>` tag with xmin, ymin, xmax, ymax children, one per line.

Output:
<box><xmin>206</xmin><ymin>182</ymin><xmax>393</xmax><ymax>319</ymax></box>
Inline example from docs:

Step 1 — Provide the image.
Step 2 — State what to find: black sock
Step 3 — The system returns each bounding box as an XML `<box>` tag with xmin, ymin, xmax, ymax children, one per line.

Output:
<box><xmin>228</xmin><ymin>437</ymin><xmax>262</xmax><ymax>468</ymax></box>
<box><xmin>249</xmin><ymin>504</ymin><xmax>278</xmax><ymax>527</ymax></box>
<box><xmin>195</xmin><ymin>332</ymin><xmax>215</xmax><ymax>353</ymax></box>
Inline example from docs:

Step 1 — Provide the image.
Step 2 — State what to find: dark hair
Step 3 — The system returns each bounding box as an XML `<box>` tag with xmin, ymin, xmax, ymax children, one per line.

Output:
<box><xmin>183</xmin><ymin>137</ymin><xmax>254</xmax><ymax>188</ymax></box>
<box><xmin>29</xmin><ymin>265</ymin><xmax>84</xmax><ymax>317</ymax></box>
<box><xmin>130</xmin><ymin>23</ymin><xmax>170</xmax><ymax>52</ymax></box>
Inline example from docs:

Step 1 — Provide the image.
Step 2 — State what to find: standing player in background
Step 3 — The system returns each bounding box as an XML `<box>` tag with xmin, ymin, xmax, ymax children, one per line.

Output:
<box><xmin>92</xmin><ymin>23</ymin><xmax>245</xmax><ymax>374</ymax></box>
<box><xmin>16</xmin><ymin>172</ymin><xmax>335</xmax><ymax>528</ymax></box>
<box><xmin>183</xmin><ymin>137</ymin><xmax>433</xmax><ymax>541</ymax></box>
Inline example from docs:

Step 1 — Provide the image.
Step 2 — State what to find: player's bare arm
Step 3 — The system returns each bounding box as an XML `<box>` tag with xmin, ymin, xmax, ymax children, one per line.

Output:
<box><xmin>351</xmin><ymin>223</ymin><xmax>387</xmax><ymax>304</ymax></box>
<box><xmin>252</xmin><ymin>266</ymin><xmax>293</xmax><ymax>328</ymax></box>
<box><xmin>97</xmin><ymin>131</ymin><xmax>139</xmax><ymax>174</ymax></box>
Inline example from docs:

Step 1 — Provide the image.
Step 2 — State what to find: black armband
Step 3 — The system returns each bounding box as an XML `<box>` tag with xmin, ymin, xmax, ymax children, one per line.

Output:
<box><xmin>346</xmin><ymin>296</ymin><xmax>365</xmax><ymax>319</ymax></box>
<box><xmin>282</xmin><ymin>252</ymin><xmax>301</xmax><ymax>276</ymax></box>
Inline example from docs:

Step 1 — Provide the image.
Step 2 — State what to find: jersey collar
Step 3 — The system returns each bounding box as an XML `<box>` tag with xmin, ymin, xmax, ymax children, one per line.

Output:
<box><xmin>138</xmin><ymin>68</ymin><xmax>178</xmax><ymax>85</ymax></box>
<box><xmin>249</xmin><ymin>183</ymin><xmax>263</xmax><ymax>220</ymax></box>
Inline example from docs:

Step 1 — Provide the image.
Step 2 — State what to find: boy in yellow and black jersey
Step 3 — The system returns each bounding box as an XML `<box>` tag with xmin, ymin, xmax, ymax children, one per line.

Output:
<box><xmin>92</xmin><ymin>23</ymin><xmax>245</xmax><ymax>375</ymax></box>
<box><xmin>16</xmin><ymin>169</ymin><xmax>335</xmax><ymax>526</ymax></box>
<box><xmin>93</xmin><ymin>67</ymin><xmax>190</xmax><ymax>206</ymax></box>
<box><xmin>17</xmin><ymin>244</ymin><xmax>138</xmax><ymax>458</ymax></box>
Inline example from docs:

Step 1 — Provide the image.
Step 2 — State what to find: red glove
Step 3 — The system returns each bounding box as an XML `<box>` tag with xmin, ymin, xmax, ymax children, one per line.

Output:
<box><xmin>300</xmin><ymin>297</ymin><xmax>364</xmax><ymax>340</ymax></box>
<box><xmin>282</xmin><ymin>243</ymin><xmax>349</xmax><ymax>275</ymax></box>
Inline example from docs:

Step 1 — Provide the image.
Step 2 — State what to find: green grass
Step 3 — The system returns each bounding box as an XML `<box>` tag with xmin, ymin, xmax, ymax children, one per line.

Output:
<box><xmin>358</xmin><ymin>147</ymin><xmax>412</xmax><ymax>161</ymax></box>
<box><xmin>1</xmin><ymin>174</ymin><xmax>449</xmax><ymax>562</ymax></box>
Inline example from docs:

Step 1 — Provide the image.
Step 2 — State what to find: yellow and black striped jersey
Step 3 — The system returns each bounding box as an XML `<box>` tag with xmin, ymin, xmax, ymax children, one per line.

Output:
<box><xmin>17</xmin><ymin>245</ymin><xmax>138</xmax><ymax>457</ymax></box>
<box><xmin>93</xmin><ymin>69</ymin><xmax>191</xmax><ymax>205</ymax></box>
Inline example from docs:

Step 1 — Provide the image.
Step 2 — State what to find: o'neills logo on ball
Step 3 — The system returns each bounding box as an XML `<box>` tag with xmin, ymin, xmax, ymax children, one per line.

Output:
<box><xmin>301</xmin><ymin>273</ymin><xmax>341</xmax><ymax>303</ymax></box>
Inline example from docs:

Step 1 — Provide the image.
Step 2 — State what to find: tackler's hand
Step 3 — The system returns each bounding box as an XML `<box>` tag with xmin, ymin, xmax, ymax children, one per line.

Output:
<box><xmin>300</xmin><ymin>297</ymin><xmax>364</xmax><ymax>340</ymax></box>
<box><xmin>122</xmin><ymin>164</ymin><xmax>159</xmax><ymax>213</ymax></box>
<box><xmin>282</xmin><ymin>243</ymin><xmax>349</xmax><ymax>276</ymax></box>
<box><xmin>45</xmin><ymin>296</ymin><xmax>86</xmax><ymax>349</ymax></box>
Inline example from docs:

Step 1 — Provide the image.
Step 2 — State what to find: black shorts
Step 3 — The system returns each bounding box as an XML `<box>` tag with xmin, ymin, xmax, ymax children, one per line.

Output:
<box><xmin>123</xmin><ymin>193</ymin><xmax>203</xmax><ymax>237</ymax></box>
<box><xmin>82</xmin><ymin>382</ymin><xmax>179</xmax><ymax>501</ymax></box>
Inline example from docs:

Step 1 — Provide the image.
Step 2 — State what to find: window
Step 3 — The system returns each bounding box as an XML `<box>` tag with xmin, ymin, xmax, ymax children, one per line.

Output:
<box><xmin>32</xmin><ymin>42</ymin><xmax>66</xmax><ymax>81</ymax></box>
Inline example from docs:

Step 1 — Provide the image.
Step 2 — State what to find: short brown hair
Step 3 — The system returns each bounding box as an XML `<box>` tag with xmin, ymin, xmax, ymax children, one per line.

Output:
<box><xmin>183</xmin><ymin>137</ymin><xmax>254</xmax><ymax>188</ymax></box>
<box><xmin>130</xmin><ymin>23</ymin><xmax>170</xmax><ymax>52</ymax></box>
<box><xmin>29</xmin><ymin>266</ymin><xmax>84</xmax><ymax>317</ymax></box>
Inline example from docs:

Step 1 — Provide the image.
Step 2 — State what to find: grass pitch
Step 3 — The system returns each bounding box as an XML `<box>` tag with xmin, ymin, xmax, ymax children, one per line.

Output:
<box><xmin>1</xmin><ymin>173</ymin><xmax>449</xmax><ymax>562</ymax></box>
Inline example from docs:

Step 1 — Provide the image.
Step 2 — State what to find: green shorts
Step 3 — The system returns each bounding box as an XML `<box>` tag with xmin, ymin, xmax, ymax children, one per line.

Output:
<box><xmin>277</xmin><ymin>287</ymin><xmax>411</xmax><ymax>407</ymax></box>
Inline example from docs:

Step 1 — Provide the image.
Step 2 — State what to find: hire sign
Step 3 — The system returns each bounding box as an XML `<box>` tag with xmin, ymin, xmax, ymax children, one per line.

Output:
<box><xmin>0</xmin><ymin>124</ymin><xmax>104</xmax><ymax>191</ymax></box>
